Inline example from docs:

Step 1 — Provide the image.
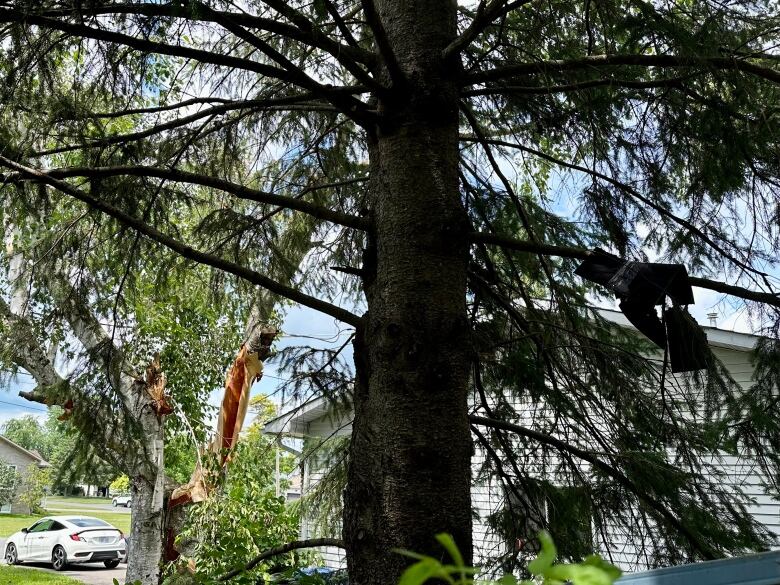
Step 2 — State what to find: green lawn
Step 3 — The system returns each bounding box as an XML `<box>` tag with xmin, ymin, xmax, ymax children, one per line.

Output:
<box><xmin>0</xmin><ymin>564</ymin><xmax>83</xmax><ymax>585</ymax></box>
<box><xmin>0</xmin><ymin>508</ymin><xmax>131</xmax><ymax>537</ymax></box>
<box><xmin>0</xmin><ymin>515</ymin><xmax>39</xmax><ymax>538</ymax></box>
<box><xmin>45</xmin><ymin>496</ymin><xmax>111</xmax><ymax>506</ymax></box>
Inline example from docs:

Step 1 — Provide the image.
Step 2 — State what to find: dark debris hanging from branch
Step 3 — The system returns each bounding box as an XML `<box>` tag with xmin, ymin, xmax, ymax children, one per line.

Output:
<box><xmin>576</xmin><ymin>248</ymin><xmax>708</xmax><ymax>373</ymax></box>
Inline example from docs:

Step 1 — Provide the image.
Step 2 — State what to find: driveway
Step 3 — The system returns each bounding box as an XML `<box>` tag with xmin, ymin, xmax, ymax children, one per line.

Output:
<box><xmin>1</xmin><ymin>537</ymin><xmax>127</xmax><ymax>585</ymax></box>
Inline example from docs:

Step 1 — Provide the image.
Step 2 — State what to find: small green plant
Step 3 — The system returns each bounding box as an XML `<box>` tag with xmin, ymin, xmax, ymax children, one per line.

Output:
<box><xmin>397</xmin><ymin>532</ymin><xmax>621</xmax><ymax>585</ymax></box>
<box><xmin>18</xmin><ymin>464</ymin><xmax>51</xmax><ymax>514</ymax></box>
<box><xmin>110</xmin><ymin>474</ymin><xmax>130</xmax><ymax>494</ymax></box>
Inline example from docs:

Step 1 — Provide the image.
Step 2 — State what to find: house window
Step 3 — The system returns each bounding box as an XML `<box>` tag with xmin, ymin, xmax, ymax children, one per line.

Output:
<box><xmin>495</xmin><ymin>481</ymin><xmax>593</xmax><ymax>563</ymax></box>
<box><xmin>0</xmin><ymin>464</ymin><xmax>18</xmax><ymax>514</ymax></box>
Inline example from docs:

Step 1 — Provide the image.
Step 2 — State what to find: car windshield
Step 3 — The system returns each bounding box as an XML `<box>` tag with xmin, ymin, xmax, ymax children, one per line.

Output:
<box><xmin>66</xmin><ymin>518</ymin><xmax>110</xmax><ymax>527</ymax></box>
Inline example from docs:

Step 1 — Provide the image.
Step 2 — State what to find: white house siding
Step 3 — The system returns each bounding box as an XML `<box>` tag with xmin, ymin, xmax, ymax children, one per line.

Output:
<box><xmin>301</xmin><ymin>465</ymin><xmax>347</xmax><ymax>568</ymax></box>
<box><xmin>0</xmin><ymin>436</ymin><xmax>47</xmax><ymax>514</ymax></box>
<box><xmin>274</xmin><ymin>327</ymin><xmax>780</xmax><ymax>573</ymax></box>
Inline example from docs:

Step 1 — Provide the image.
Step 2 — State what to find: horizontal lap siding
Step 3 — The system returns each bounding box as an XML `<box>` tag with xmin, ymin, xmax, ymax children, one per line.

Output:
<box><xmin>291</xmin><ymin>341</ymin><xmax>779</xmax><ymax>574</ymax></box>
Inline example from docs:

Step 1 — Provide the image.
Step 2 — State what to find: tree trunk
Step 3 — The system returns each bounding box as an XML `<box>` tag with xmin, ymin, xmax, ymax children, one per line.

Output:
<box><xmin>128</xmin><ymin>472</ymin><xmax>165</xmax><ymax>584</ymax></box>
<box><xmin>126</xmin><ymin>381</ymin><xmax>167</xmax><ymax>585</ymax></box>
<box><xmin>344</xmin><ymin>2</ymin><xmax>473</xmax><ymax>583</ymax></box>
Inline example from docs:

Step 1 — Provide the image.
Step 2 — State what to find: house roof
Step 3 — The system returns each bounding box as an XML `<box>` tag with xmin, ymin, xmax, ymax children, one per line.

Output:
<box><xmin>263</xmin><ymin>397</ymin><xmax>346</xmax><ymax>438</ymax></box>
<box><xmin>0</xmin><ymin>435</ymin><xmax>51</xmax><ymax>468</ymax></box>
<box><xmin>264</xmin><ymin>311</ymin><xmax>766</xmax><ymax>438</ymax></box>
<box><xmin>597</xmin><ymin>308</ymin><xmax>761</xmax><ymax>351</ymax></box>
<box><xmin>615</xmin><ymin>549</ymin><xmax>780</xmax><ymax>585</ymax></box>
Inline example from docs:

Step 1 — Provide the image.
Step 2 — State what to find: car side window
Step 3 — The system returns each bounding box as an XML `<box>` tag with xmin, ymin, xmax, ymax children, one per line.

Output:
<box><xmin>48</xmin><ymin>521</ymin><xmax>66</xmax><ymax>531</ymax></box>
<box><xmin>29</xmin><ymin>520</ymin><xmax>53</xmax><ymax>533</ymax></box>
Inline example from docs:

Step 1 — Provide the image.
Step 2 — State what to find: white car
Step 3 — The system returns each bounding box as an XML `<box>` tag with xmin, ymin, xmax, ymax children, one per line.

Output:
<box><xmin>4</xmin><ymin>515</ymin><xmax>126</xmax><ymax>570</ymax></box>
<box><xmin>112</xmin><ymin>494</ymin><xmax>131</xmax><ymax>507</ymax></box>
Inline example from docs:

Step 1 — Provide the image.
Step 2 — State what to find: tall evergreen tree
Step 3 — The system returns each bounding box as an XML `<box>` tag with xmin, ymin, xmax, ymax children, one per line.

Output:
<box><xmin>1</xmin><ymin>2</ymin><xmax>780</xmax><ymax>585</ymax></box>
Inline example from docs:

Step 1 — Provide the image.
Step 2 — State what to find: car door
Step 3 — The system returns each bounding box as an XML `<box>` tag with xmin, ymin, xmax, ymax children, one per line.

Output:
<box><xmin>26</xmin><ymin>519</ymin><xmax>53</xmax><ymax>561</ymax></box>
<box><xmin>38</xmin><ymin>521</ymin><xmax>67</xmax><ymax>561</ymax></box>
<box><xmin>17</xmin><ymin>520</ymin><xmax>39</xmax><ymax>559</ymax></box>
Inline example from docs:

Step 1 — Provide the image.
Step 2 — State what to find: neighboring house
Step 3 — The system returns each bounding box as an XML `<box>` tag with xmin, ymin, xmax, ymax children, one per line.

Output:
<box><xmin>0</xmin><ymin>434</ymin><xmax>50</xmax><ymax>513</ymax></box>
<box><xmin>264</xmin><ymin>311</ymin><xmax>780</xmax><ymax>572</ymax></box>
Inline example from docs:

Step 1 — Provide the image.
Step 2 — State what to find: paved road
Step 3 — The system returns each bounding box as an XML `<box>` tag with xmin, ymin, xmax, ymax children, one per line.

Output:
<box><xmin>44</xmin><ymin>499</ymin><xmax>132</xmax><ymax>514</ymax></box>
<box><xmin>1</xmin><ymin>537</ymin><xmax>127</xmax><ymax>585</ymax></box>
<box><xmin>46</xmin><ymin>506</ymin><xmax>132</xmax><ymax>515</ymax></box>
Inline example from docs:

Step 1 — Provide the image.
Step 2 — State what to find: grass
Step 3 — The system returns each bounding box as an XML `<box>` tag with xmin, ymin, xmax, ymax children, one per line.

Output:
<box><xmin>0</xmin><ymin>564</ymin><xmax>84</xmax><ymax>585</ymax></box>
<box><xmin>45</xmin><ymin>496</ymin><xmax>110</xmax><ymax>505</ymax></box>
<box><xmin>0</xmin><ymin>515</ymin><xmax>39</xmax><ymax>538</ymax></box>
<box><xmin>0</xmin><ymin>513</ymin><xmax>132</xmax><ymax>537</ymax></box>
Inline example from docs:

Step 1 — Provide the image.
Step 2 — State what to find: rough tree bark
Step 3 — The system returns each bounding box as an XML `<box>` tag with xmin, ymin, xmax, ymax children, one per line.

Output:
<box><xmin>344</xmin><ymin>2</ymin><xmax>474</xmax><ymax>583</ymax></box>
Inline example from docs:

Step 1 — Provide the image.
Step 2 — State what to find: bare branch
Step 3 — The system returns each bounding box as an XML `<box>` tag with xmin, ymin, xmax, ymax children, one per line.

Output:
<box><xmin>218</xmin><ymin>538</ymin><xmax>345</xmax><ymax>581</ymax></box>
<box><xmin>0</xmin><ymin>156</ymin><xmax>363</xmax><ymax>328</ymax></box>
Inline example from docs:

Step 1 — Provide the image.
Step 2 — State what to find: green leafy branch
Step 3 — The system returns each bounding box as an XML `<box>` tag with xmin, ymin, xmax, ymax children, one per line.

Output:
<box><xmin>397</xmin><ymin>532</ymin><xmax>622</xmax><ymax>585</ymax></box>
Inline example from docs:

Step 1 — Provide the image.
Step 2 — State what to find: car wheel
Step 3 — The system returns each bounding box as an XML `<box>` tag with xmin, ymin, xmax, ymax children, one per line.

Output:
<box><xmin>112</xmin><ymin>499</ymin><xmax>117</xmax><ymax>507</ymax></box>
<box><xmin>5</xmin><ymin>542</ymin><xmax>20</xmax><ymax>565</ymax></box>
<box><xmin>126</xmin><ymin>502</ymin><xmax>131</xmax><ymax>508</ymax></box>
<box><xmin>104</xmin><ymin>559</ymin><xmax>120</xmax><ymax>569</ymax></box>
<box><xmin>51</xmin><ymin>545</ymin><xmax>67</xmax><ymax>571</ymax></box>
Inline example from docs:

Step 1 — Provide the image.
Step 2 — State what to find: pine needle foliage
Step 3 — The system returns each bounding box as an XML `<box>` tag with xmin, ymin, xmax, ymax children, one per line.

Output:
<box><xmin>0</xmin><ymin>0</ymin><xmax>779</xmax><ymax>579</ymax></box>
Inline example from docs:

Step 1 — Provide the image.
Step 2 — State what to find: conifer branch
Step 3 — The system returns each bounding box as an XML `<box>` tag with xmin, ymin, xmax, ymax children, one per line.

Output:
<box><xmin>460</xmin><ymin>135</ymin><xmax>769</xmax><ymax>279</ymax></box>
<box><xmin>468</xmin><ymin>231</ymin><xmax>780</xmax><ymax>310</ymax></box>
<box><xmin>465</xmin><ymin>53</ymin><xmax>780</xmax><ymax>86</ymax></box>
<box><xmin>3</xmin><ymin>165</ymin><xmax>368</xmax><ymax>231</ymax></box>
<box><xmin>444</xmin><ymin>0</ymin><xmax>538</xmax><ymax>58</ymax></box>
<box><xmin>321</xmin><ymin>0</ymin><xmax>362</xmax><ymax>50</ymax></box>
<box><xmin>0</xmin><ymin>156</ymin><xmax>362</xmax><ymax>328</ymax></box>
<box><xmin>0</xmin><ymin>8</ymin><xmax>372</xmax><ymax>120</ymax></box>
<box><xmin>37</xmin><ymin>2</ymin><xmax>375</xmax><ymax>66</ymax></box>
<box><xmin>359</xmin><ymin>0</ymin><xmax>404</xmax><ymax>88</ymax></box>
<box><xmin>469</xmin><ymin>414</ymin><xmax>717</xmax><ymax>560</ymax></box>
<box><xmin>462</xmin><ymin>74</ymin><xmax>692</xmax><ymax>96</ymax></box>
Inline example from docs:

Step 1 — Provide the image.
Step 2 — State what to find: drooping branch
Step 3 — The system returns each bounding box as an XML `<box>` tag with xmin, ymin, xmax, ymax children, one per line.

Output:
<box><xmin>468</xmin><ymin>231</ymin><xmax>780</xmax><ymax>310</ymax></box>
<box><xmin>468</xmin><ymin>414</ymin><xmax>717</xmax><ymax>560</ymax></box>
<box><xmin>38</xmin><ymin>1</ymin><xmax>375</xmax><ymax>67</ymax></box>
<box><xmin>188</xmin><ymin>2</ymin><xmax>382</xmax><ymax>96</ymax></box>
<box><xmin>33</xmin><ymin>95</ymin><xmax>344</xmax><ymax>156</ymax></box>
<box><xmin>464</xmin><ymin>53</ymin><xmax>780</xmax><ymax>86</ymax></box>
<box><xmin>462</xmin><ymin>74</ymin><xmax>695</xmax><ymax>96</ymax></box>
<box><xmin>217</xmin><ymin>538</ymin><xmax>345</xmax><ymax>582</ymax></box>
<box><xmin>0</xmin><ymin>8</ymin><xmax>372</xmax><ymax>120</ymax></box>
<box><xmin>3</xmin><ymin>165</ymin><xmax>369</xmax><ymax>231</ymax></box>
<box><xmin>459</xmin><ymin>135</ymin><xmax>769</xmax><ymax>279</ymax></box>
<box><xmin>0</xmin><ymin>156</ymin><xmax>363</xmax><ymax>327</ymax></box>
